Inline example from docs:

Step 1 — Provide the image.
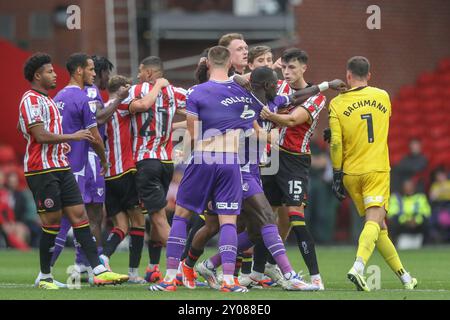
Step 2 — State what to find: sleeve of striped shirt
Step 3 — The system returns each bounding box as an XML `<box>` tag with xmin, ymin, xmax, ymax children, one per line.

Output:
<box><xmin>173</xmin><ymin>86</ymin><xmax>187</xmax><ymax>109</ymax></box>
<box><xmin>121</xmin><ymin>84</ymin><xmax>140</xmax><ymax>106</ymax></box>
<box><xmin>21</xmin><ymin>94</ymin><xmax>43</xmax><ymax>128</ymax></box>
<box><xmin>301</xmin><ymin>94</ymin><xmax>327</xmax><ymax>121</ymax></box>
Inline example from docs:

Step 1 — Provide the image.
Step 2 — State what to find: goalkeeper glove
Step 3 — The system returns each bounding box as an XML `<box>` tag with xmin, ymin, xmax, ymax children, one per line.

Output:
<box><xmin>323</xmin><ymin>128</ymin><xmax>331</xmax><ymax>144</ymax></box>
<box><xmin>332</xmin><ymin>170</ymin><xmax>346</xmax><ymax>201</ymax></box>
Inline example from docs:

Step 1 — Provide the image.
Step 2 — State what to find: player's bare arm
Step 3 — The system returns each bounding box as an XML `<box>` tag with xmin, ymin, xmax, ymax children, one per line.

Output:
<box><xmin>29</xmin><ymin>123</ymin><xmax>94</xmax><ymax>144</ymax></box>
<box><xmin>88</xmin><ymin>125</ymin><xmax>108</xmax><ymax>175</ymax></box>
<box><xmin>260</xmin><ymin>104</ymin><xmax>310</xmax><ymax>127</ymax></box>
<box><xmin>290</xmin><ymin>79</ymin><xmax>347</xmax><ymax>106</ymax></box>
<box><xmin>173</xmin><ymin>120</ymin><xmax>187</xmax><ymax>129</ymax></box>
<box><xmin>129</xmin><ymin>78</ymin><xmax>169</xmax><ymax>114</ymax></box>
<box><xmin>182</xmin><ymin>114</ymin><xmax>198</xmax><ymax>161</ymax></box>
<box><xmin>96</xmin><ymin>85</ymin><xmax>130</xmax><ymax>125</ymax></box>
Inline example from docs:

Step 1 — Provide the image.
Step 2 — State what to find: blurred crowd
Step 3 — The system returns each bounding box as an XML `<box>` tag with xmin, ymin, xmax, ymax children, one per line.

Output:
<box><xmin>1</xmin><ymin>135</ymin><xmax>450</xmax><ymax>251</ymax></box>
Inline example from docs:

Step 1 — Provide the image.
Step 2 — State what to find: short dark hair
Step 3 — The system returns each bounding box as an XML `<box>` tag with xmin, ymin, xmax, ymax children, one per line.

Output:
<box><xmin>92</xmin><ymin>55</ymin><xmax>114</xmax><ymax>77</ymax></box>
<box><xmin>66</xmin><ymin>53</ymin><xmax>91</xmax><ymax>75</ymax></box>
<box><xmin>281</xmin><ymin>48</ymin><xmax>308</xmax><ymax>64</ymax></box>
<box><xmin>107</xmin><ymin>75</ymin><xmax>131</xmax><ymax>93</ymax></box>
<box><xmin>208</xmin><ymin>46</ymin><xmax>231</xmax><ymax>67</ymax></box>
<box><xmin>218</xmin><ymin>33</ymin><xmax>244</xmax><ymax>48</ymax></box>
<box><xmin>347</xmin><ymin>56</ymin><xmax>370</xmax><ymax>78</ymax></box>
<box><xmin>140</xmin><ymin>56</ymin><xmax>163</xmax><ymax>70</ymax></box>
<box><xmin>250</xmin><ymin>66</ymin><xmax>277</xmax><ymax>85</ymax></box>
<box><xmin>248</xmin><ymin>45</ymin><xmax>272</xmax><ymax>64</ymax></box>
<box><xmin>23</xmin><ymin>53</ymin><xmax>52</xmax><ymax>82</ymax></box>
<box><xmin>195</xmin><ymin>48</ymin><xmax>210</xmax><ymax>84</ymax></box>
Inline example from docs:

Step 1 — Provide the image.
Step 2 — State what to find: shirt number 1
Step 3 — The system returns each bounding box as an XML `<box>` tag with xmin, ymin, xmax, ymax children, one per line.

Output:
<box><xmin>361</xmin><ymin>113</ymin><xmax>374</xmax><ymax>143</ymax></box>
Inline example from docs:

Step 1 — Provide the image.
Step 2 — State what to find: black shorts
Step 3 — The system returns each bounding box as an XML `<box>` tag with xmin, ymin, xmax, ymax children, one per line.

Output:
<box><xmin>105</xmin><ymin>170</ymin><xmax>140</xmax><ymax>217</ymax></box>
<box><xmin>135</xmin><ymin>159</ymin><xmax>174</xmax><ymax>213</ymax></box>
<box><xmin>25</xmin><ymin>168</ymin><xmax>83</xmax><ymax>213</ymax></box>
<box><xmin>261</xmin><ymin>151</ymin><xmax>310</xmax><ymax>207</ymax></box>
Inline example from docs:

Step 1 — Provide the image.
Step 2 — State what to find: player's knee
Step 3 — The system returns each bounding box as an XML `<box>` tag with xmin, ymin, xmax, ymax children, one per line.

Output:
<box><xmin>174</xmin><ymin>205</ymin><xmax>192</xmax><ymax>219</ymax></box>
<box><xmin>205</xmin><ymin>222</ymin><xmax>220</xmax><ymax>237</ymax></box>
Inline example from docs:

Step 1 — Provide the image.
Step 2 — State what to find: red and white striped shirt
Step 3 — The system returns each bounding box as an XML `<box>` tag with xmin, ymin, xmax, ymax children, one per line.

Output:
<box><xmin>18</xmin><ymin>89</ymin><xmax>69</xmax><ymax>174</ymax></box>
<box><xmin>277</xmin><ymin>80</ymin><xmax>326</xmax><ymax>154</ymax></box>
<box><xmin>104</xmin><ymin>102</ymin><xmax>135</xmax><ymax>179</ymax></box>
<box><xmin>124</xmin><ymin>82</ymin><xmax>186</xmax><ymax>162</ymax></box>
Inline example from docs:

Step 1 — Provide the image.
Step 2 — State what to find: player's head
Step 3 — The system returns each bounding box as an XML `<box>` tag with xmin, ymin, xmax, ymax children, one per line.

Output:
<box><xmin>346</xmin><ymin>56</ymin><xmax>371</xmax><ymax>85</ymax></box>
<box><xmin>281</xmin><ymin>48</ymin><xmax>308</xmax><ymax>85</ymax></box>
<box><xmin>218</xmin><ymin>33</ymin><xmax>248</xmax><ymax>74</ymax></box>
<box><xmin>66</xmin><ymin>53</ymin><xmax>96</xmax><ymax>86</ymax></box>
<box><xmin>195</xmin><ymin>48</ymin><xmax>210</xmax><ymax>84</ymax></box>
<box><xmin>207</xmin><ymin>46</ymin><xmax>232</xmax><ymax>71</ymax></box>
<box><xmin>23</xmin><ymin>52</ymin><xmax>57</xmax><ymax>90</ymax></box>
<box><xmin>250</xmin><ymin>66</ymin><xmax>278</xmax><ymax>101</ymax></box>
<box><xmin>248</xmin><ymin>46</ymin><xmax>273</xmax><ymax>70</ymax></box>
<box><xmin>107</xmin><ymin>74</ymin><xmax>132</xmax><ymax>95</ymax></box>
<box><xmin>92</xmin><ymin>55</ymin><xmax>114</xmax><ymax>90</ymax></box>
<box><xmin>138</xmin><ymin>56</ymin><xmax>163</xmax><ymax>83</ymax></box>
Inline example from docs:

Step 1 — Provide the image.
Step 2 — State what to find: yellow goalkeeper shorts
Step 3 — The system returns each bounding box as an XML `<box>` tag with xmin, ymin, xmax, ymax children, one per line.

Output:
<box><xmin>343</xmin><ymin>171</ymin><xmax>390</xmax><ymax>216</ymax></box>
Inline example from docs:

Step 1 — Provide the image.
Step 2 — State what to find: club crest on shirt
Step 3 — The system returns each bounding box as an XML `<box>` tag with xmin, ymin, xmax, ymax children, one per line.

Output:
<box><xmin>87</xmin><ymin>87</ymin><xmax>98</xmax><ymax>99</ymax></box>
<box><xmin>30</xmin><ymin>104</ymin><xmax>41</xmax><ymax>118</ymax></box>
<box><xmin>44</xmin><ymin>198</ymin><xmax>54</xmax><ymax>208</ymax></box>
<box><xmin>88</xmin><ymin>101</ymin><xmax>97</xmax><ymax>113</ymax></box>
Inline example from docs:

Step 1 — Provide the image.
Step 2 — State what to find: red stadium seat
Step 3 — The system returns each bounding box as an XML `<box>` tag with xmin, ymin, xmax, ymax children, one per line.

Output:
<box><xmin>417</xmin><ymin>72</ymin><xmax>438</xmax><ymax>86</ymax></box>
<box><xmin>398</xmin><ymin>85</ymin><xmax>417</xmax><ymax>100</ymax></box>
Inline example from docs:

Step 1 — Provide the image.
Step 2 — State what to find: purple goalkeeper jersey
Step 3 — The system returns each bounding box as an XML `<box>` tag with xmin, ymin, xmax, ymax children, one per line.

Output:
<box><xmin>186</xmin><ymin>79</ymin><xmax>263</xmax><ymax>138</ymax></box>
<box><xmin>54</xmin><ymin>85</ymin><xmax>98</xmax><ymax>173</ymax></box>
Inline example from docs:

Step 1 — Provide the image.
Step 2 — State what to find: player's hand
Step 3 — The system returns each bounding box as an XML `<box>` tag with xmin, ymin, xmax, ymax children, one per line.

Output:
<box><xmin>329</xmin><ymin>79</ymin><xmax>347</xmax><ymax>92</ymax></box>
<box><xmin>332</xmin><ymin>170</ymin><xmax>346</xmax><ymax>201</ymax></box>
<box><xmin>272</xmin><ymin>57</ymin><xmax>282</xmax><ymax>70</ymax></box>
<box><xmin>260</xmin><ymin>106</ymin><xmax>274</xmax><ymax>120</ymax></box>
<box><xmin>100</xmin><ymin>160</ymin><xmax>109</xmax><ymax>176</ymax></box>
<box><xmin>117</xmin><ymin>84</ymin><xmax>131</xmax><ymax>101</ymax></box>
<box><xmin>174</xmin><ymin>149</ymin><xmax>185</xmax><ymax>164</ymax></box>
<box><xmin>155</xmin><ymin>78</ymin><xmax>170</xmax><ymax>88</ymax></box>
<box><xmin>61</xmin><ymin>143</ymin><xmax>71</xmax><ymax>155</ymax></box>
<box><xmin>323</xmin><ymin>128</ymin><xmax>331</xmax><ymax>144</ymax></box>
<box><xmin>72</xmin><ymin>129</ymin><xmax>94</xmax><ymax>142</ymax></box>
<box><xmin>233</xmin><ymin>75</ymin><xmax>252</xmax><ymax>91</ymax></box>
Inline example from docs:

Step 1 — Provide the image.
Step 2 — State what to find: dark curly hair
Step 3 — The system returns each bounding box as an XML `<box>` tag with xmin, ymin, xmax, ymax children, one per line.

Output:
<box><xmin>23</xmin><ymin>53</ymin><xmax>52</xmax><ymax>82</ymax></box>
<box><xmin>92</xmin><ymin>55</ymin><xmax>114</xmax><ymax>78</ymax></box>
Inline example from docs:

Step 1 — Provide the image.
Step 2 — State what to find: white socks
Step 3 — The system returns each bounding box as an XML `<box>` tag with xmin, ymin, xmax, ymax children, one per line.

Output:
<box><xmin>353</xmin><ymin>257</ymin><xmax>365</xmax><ymax>275</ymax></box>
<box><xmin>164</xmin><ymin>269</ymin><xmax>178</xmax><ymax>282</ymax></box>
<box><xmin>93</xmin><ymin>264</ymin><xmax>108</xmax><ymax>275</ymax></box>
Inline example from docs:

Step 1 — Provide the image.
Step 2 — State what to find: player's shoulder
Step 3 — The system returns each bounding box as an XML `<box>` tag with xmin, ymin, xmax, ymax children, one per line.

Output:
<box><xmin>366</xmin><ymin>86</ymin><xmax>390</xmax><ymax>99</ymax></box>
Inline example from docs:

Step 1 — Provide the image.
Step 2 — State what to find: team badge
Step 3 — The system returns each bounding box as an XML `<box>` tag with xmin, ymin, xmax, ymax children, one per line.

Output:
<box><xmin>242</xmin><ymin>182</ymin><xmax>249</xmax><ymax>192</ymax></box>
<box><xmin>87</xmin><ymin>87</ymin><xmax>97</xmax><ymax>99</ymax></box>
<box><xmin>44</xmin><ymin>198</ymin><xmax>55</xmax><ymax>208</ymax></box>
<box><xmin>88</xmin><ymin>101</ymin><xmax>97</xmax><ymax>113</ymax></box>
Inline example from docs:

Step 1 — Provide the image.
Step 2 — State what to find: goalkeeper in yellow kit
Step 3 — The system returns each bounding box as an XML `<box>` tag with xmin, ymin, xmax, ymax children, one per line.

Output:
<box><xmin>328</xmin><ymin>56</ymin><xmax>417</xmax><ymax>291</ymax></box>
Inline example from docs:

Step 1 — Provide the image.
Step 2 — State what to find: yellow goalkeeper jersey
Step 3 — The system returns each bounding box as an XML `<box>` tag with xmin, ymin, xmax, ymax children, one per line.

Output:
<box><xmin>329</xmin><ymin>85</ymin><xmax>391</xmax><ymax>175</ymax></box>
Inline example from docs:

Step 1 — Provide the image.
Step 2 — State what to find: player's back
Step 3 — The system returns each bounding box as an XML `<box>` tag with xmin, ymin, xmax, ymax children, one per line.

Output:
<box><xmin>329</xmin><ymin>86</ymin><xmax>391</xmax><ymax>175</ymax></box>
<box><xmin>187</xmin><ymin>79</ymin><xmax>261</xmax><ymax>139</ymax></box>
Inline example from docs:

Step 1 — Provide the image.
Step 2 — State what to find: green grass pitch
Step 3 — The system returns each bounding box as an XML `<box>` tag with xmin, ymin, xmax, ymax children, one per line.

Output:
<box><xmin>0</xmin><ymin>246</ymin><xmax>449</xmax><ymax>300</ymax></box>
